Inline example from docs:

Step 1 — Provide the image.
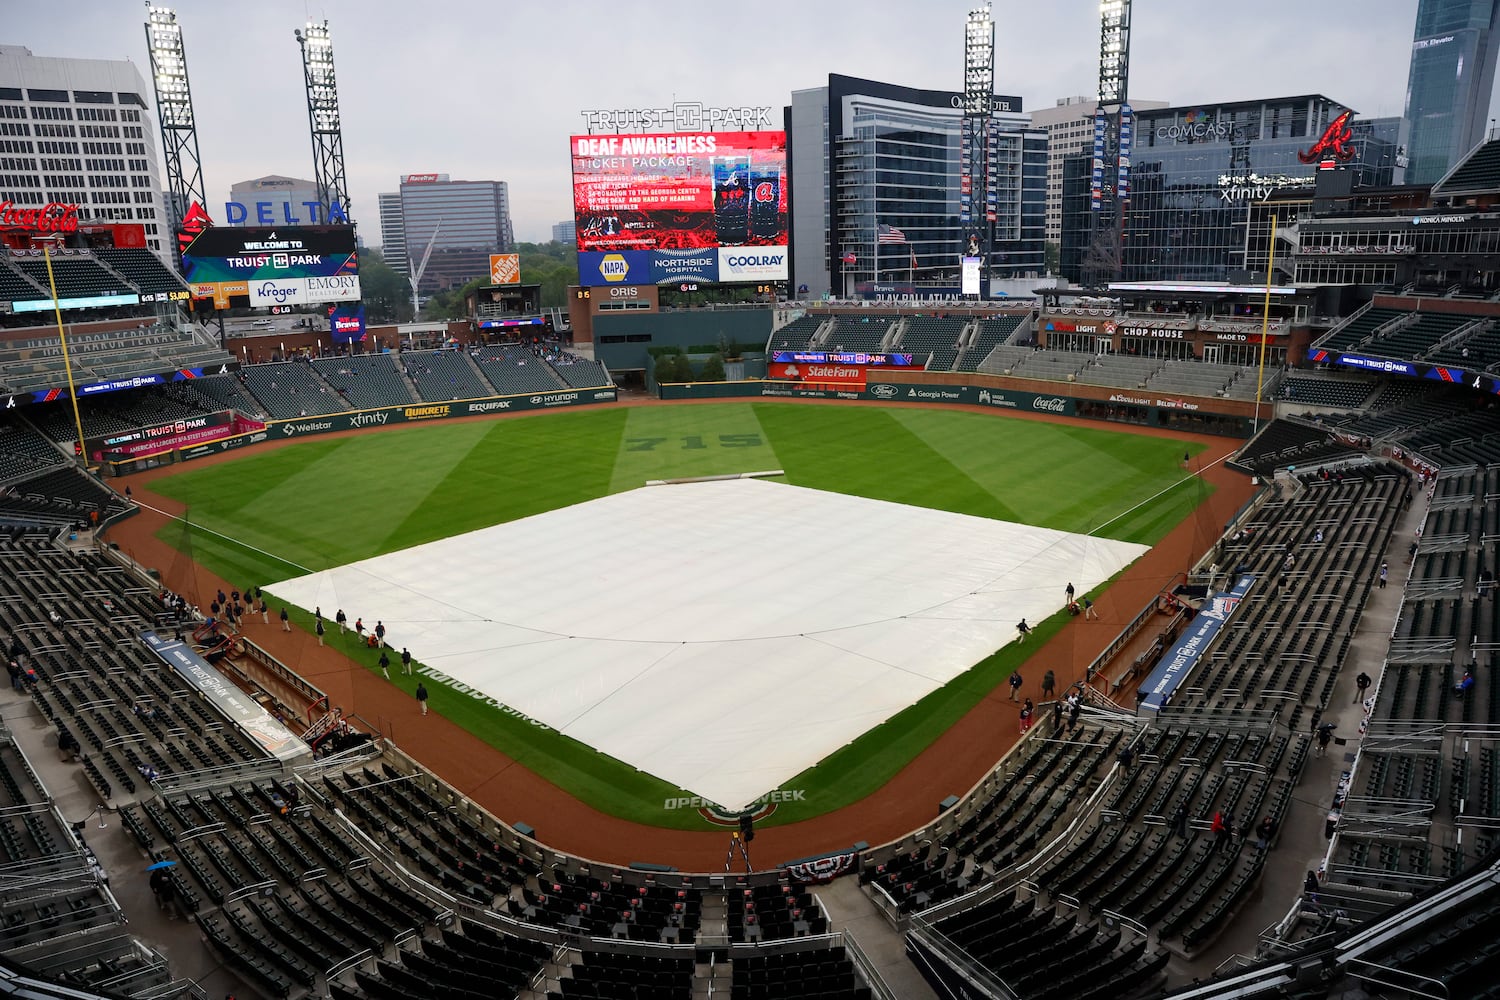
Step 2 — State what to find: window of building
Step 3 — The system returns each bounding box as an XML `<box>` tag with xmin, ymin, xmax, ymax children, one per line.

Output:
<box><xmin>26</xmin><ymin>89</ymin><xmax>69</xmax><ymax>103</ymax></box>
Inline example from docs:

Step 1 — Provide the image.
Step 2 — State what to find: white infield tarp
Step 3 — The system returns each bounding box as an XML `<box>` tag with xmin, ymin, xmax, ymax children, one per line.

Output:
<box><xmin>268</xmin><ymin>480</ymin><xmax>1146</xmax><ymax>810</ymax></box>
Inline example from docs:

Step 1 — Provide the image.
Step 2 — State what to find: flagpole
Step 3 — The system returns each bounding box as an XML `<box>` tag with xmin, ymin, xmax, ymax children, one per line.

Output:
<box><xmin>44</xmin><ymin>244</ymin><xmax>88</xmax><ymax>466</ymax></box>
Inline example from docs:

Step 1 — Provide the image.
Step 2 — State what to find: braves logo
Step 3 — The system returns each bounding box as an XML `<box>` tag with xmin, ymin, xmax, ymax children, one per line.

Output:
<box><xmin>754</xmin><ymin>181</ymin><xmax>775</xmax><ymax>202</ymax></box>
<box><xmin>1298</xmin><ymin>110</ymin><xmax>1357</xmax><ymax>164</ymax></box>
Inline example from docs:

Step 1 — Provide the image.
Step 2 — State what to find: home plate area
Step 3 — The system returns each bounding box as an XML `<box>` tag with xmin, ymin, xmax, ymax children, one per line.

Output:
<box><xmin>267</xmin><ymin>479</ymin><xmax>1146</xmax><ymax>811</ymax></box>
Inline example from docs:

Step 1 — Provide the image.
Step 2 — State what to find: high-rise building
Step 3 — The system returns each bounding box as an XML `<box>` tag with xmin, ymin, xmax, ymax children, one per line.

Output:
<box><xmin>1058</xmin><ymin>96</ymin><xmax>1402</xmax><ymax>285</ymax></box>
<box><xmin>0</xmin><ymin>44</ymin><xmax>168</xmax><ymax>256</ymax></box>
<box><xmin>551</xmin><ymin>219</ymin><xmax>576</xmax><ymax>245</ymax></box>
<box><xmin>225</xmin><ymin>174</ymin><xmax>321</xmax><ymax>226</ymax></box>
<box><xmin>1030</xmin><ymin>96</ymin><xmax>1168</xmax><ymax>246</ymax></box>
<box><xmin>1402</xmin><ymin>0</ymin><xmax>1500</xmax><ymax>184</ymax></box>
<box><xmin>787</xmin><ymin>74</ymin><xmax>1046</xmax><ymax>300</ymax></box>
<box><xmin>377</xmin><ymin>191</ymin><xmax>407</xmax><ymax>273</ymax></box>
<box><xmin>397</xmin><ymin>173</ymin><xmax>513</xmax><ymax>292</ymax></box>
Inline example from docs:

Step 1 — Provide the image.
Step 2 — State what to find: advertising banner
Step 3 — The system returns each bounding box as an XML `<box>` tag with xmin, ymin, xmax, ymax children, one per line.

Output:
<box><xmin>248</xmin><ymin>278</ymin><xmax>307</xmax><ymax>307</ymax></box>
<box><xmin>770</xmin><ymin>350</ymin><xmax>916</xmax><ymax>366</ymax></box>
<box><xmin>0</xmin><ymin>363</ymin><xmax>242</xmax><ymax>409</ymax></box>
<box><xmin>1091</xmin><ymin>109</ymin><xmax>1108</xmax><ymax>211</ymax></box>
<box><xmin>329</xmin><ymin>304</ymin><xmax>367</xmax><ymax>343</ymax></box>
<box><xmin>1139</xmin><ymin>575</ymin><xmax>1255</xmax><ymax>712</ymax></box>
<box><xmin>717</xmin><ymin>247</ymin><xmax>788</xmax><ymax>282</ymax></box>
<box><xmin>650</xmin><ymin>248</ymin><xmax>719</xmax><ymax>285</ymax></box>
<box><xmin>139</xmin><ymin>630</ymin><xmax>308</xmax><ymax>762</ymax></box>
<box><xmin>88</xmin><ymin>409</ymin><xmax>233</xmax><ymax>461</ymax></box>
<box><xmin>489</xmin><ymin>253</ymin><xmax>521</xmax><ymax>284</ymax></box>
<box><xmin>1118</xmin><ymin>103</ymin><xmax>1134</xmax><ymax>202</ymax></box>
<box><xmin>961</xmin><ymin>256</ymin><xmax>982</xmax><ymax>296</ymax></box>
<box><xmin>570</xmin><ymin>130</ymin><xmax>787</xmax><ymax>280</ymax></box>
<box><xmin>769</xmin><ymin>362</ymin><xmax>868</xmax><ymax>390</ymax></box>
<box><xmin>267</xmin><ymin>388</ymin><xmax>618</xmax><ymax>440</ymax></box>
<box><xmin>304</xmin><ymin>274</ymin><xmax>362</xmax><ymax>303</ymax></box>
<box><xmin>578</xmin><ymin>249</ymin><xmax>653</xmax><ymax>287</ymax></box>
<box><xmin>181</xmin><ymin>226</ymin><xmax>358</xmax><ymax>285</ymax></box>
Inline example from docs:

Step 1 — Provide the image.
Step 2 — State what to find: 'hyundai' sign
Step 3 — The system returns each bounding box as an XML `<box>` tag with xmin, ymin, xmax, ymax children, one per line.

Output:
<box><xmin>249</xmin><ymin>278</ymin><xmax>306</xmax><ymax>307</ymax></box>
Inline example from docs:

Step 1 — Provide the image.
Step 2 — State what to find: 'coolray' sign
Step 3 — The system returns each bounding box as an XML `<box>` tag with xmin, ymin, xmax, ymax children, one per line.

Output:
<box><xmin>718</xmin><ymin>247</ymin><xmax>787</xmax><ymax>281</ymax></box>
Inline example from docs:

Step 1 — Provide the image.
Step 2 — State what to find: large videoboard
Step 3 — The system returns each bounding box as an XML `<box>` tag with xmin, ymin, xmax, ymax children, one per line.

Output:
<box><xmin>570</xmin><ymin>131</ymin><xmax>787</xmax><ymax>286</ymax></box>
<box><xmin>181</xmin><ymin>226</ymin><xmax>360</xmax><ymax>309</ymax></box>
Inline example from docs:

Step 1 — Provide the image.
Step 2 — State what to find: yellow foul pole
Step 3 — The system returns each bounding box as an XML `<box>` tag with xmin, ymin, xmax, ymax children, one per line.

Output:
<box><xmin>43</xmin><ymin>244</ymin><xmax>89</xmax><ymax>464</ymax></box>
<box><xmin>1253</xmin><ymin>213</ymin><xmax>1278</xmax><ymax>434</ymax></box>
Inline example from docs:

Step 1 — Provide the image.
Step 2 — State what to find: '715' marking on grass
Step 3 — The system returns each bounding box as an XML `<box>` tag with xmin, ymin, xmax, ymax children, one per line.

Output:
<box><xmin>626</xmin><ymin>435</ymin><xmax>763</xmax><ymax>451</ymax></box>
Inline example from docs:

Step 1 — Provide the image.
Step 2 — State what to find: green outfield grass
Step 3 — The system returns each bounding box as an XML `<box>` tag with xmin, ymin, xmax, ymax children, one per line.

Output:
<box><xmin>149</xmin><ymin>402</ymin><xmax>1212</xmax><ymax>828</ymax></box>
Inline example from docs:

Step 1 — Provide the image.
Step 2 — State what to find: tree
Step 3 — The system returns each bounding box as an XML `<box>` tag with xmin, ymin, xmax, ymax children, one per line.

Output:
<box><xmin>360</xmin><ymin>248</ymin><xmax>415</xmax><ymax>324</ymax></box>
<box><xmin>653</xmin><ymin>350</ymin><xmax>689</xmax><ymax>384</ymax></box>
<box><xmin>699</xmin><ymin>354</ymin><xmax>726</xmax><ymax>382</ymax></box>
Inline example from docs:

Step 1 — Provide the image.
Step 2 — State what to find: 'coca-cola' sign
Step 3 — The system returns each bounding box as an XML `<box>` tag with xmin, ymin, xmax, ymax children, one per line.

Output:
<box><xmin>0</xmin><ymin>201</ymin><xmax>80</xmax><ymax>233</ymax></box>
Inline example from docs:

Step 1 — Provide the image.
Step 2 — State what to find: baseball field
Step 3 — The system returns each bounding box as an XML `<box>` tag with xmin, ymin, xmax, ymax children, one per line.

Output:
<box><xmin>146</xmin><ymin>402</ymin><xmax>1212</xmax><ymax>829</ymax></box>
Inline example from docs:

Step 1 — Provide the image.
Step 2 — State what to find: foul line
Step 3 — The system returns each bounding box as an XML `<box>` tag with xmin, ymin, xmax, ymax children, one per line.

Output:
<box><xmin>1088</xmin><ymin>452</ymin><xmax>1226</xmax><ymax>539</ymax></box>
<box><xmin>133</xmin><ymin>499</ymin><xmax>313</xmax><ymax>576</ymax></box>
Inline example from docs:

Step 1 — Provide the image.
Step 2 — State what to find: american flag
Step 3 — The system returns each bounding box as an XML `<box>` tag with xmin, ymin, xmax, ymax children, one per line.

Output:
<box><xmin>840</xmin><ymin>250</ymin><xmax>857</xmax><ymax>265</ymax></box>
<box><xmin>877</xmin><ymin>224</ymin><xmax>906</xmax><ymax>244</ymax></box>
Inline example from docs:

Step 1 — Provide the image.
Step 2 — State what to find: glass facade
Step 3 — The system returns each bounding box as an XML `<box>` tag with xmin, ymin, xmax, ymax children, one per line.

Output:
<box><xmin>1061</xmin><ymin>97</ymin><xmax>1399</xmax><ymax>285</ymax></box>
<box><xmin>1403</xmin><ymin>0</ymin><xmax>1500</xmax><ymax>185</ymax></box>
<box><xmin>399</xmin><ymin>178</ymin><xmax>513</xmax><ymax>292</ymax></box>
<box><xmin>789</xmin><ymin>75</ymin><xmax>1045</xmax><ymax>298</ymax></box>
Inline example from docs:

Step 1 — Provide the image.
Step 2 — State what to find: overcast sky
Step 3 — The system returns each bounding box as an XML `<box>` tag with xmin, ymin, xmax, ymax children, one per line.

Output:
<box><xmin>11</xmin><ymin>0</ymin><xmax>1423</xmax><ymax>243</ymax></box>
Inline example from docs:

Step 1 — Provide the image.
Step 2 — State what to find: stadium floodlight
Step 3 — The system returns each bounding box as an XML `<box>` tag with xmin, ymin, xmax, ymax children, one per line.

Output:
<box><xmin>962</xmin><ymin>4</ymin><xmax>995</xmax><ymax>118</ymax></box>
<box><xmin>143</xmin><ymin>3</ymin><xmax>207</xmax><ymax>252</ymax></box>
<box><xmin>1098</xmin><ymin>0</ymin><xmax>1131</xmax><ymax>108</ymax></box>
<box><xmin>295</xmin><ymin>20</ymin><xmax>352</xmax><ymax>226</ymax></box>
<box><xmin>961</xmin><ymin>3</ymin><xmax>995</xmax><ymax>283</ymax></box>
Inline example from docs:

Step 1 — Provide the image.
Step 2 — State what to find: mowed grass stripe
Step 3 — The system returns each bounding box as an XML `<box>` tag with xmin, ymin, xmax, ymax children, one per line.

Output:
<box><xmin>609</xmin><ymin>403</ymin><xmax>782</xmax><ymax>492</ymax></box>
<box><xmin>148</xmin><ymin>402</ymin><xmax>1213</xmax><ymax>829</ymax></box>
<box><xmin>754</xmin><ymin>404</ymin><xmax>1005</xmax><ymax>517</ymax></box>
<box><xmin>383</xmin><ymin>410</ymin><xmax>626</xmax><ymax>553</ymax></box>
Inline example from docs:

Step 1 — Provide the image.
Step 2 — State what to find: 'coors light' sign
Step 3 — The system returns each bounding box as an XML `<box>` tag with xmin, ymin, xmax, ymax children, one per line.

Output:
<box><xmin>0</xmin><ymin>201</ymin><xmax>80</xmax><ymax>233</ymax></box>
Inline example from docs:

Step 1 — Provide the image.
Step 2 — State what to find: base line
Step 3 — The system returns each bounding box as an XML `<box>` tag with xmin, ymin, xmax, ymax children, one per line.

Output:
<box><xmin>132</xmin><ymin>499</ymin><xmax>314</xmax><ymax>575</ymax></box>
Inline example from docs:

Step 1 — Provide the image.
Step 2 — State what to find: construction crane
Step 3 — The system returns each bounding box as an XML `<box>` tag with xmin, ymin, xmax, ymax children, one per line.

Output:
<box><xmin>409</xmin><ymin>219</ymin><xmax>442</xmax><ymax>319</ymax></box>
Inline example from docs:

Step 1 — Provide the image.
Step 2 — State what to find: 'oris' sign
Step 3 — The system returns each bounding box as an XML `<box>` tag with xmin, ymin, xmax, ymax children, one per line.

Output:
<box><xmin>0</xmin><ymin>201</ymin><xmax>80</xmax><ymax>233</ymax></box>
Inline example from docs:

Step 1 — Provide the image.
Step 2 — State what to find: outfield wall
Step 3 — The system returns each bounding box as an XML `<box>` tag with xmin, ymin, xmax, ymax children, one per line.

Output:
<box><xmin>102</xmin><ymin>386</ymin><xmax>619</xmax><ymax>476</ymax></box>
<box><xmin>659</xmin><ymin>376</ymin><xmax>1255</xmax><ymax>437</ymax></box>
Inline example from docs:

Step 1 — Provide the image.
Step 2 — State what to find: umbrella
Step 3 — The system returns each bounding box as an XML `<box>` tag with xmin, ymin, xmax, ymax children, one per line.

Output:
<box><xmin>145</xmin><ymin>860</ymin><xmax>177</xmax><ymax>872</ymax></box>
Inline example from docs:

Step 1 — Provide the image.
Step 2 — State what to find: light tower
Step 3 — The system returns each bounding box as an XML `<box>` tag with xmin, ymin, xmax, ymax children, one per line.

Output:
<box><xmin>1082</xmin><ymin>0</ymin><xmax>1134</xmax><ymax>287</ymax></box>
<box><xmin>959</xmin><ymin>3</ymin><xmax>995</xmax><ymax>292</ymax></box>
<box><xmin>294</xmin><ymin>20</ymin><xmax>352</xmax><ymax>226</ymax></box>
<box><xmin>143</xmin><ymin>4</ymin><xmax>208</xmax><ymax>256</ymax></box>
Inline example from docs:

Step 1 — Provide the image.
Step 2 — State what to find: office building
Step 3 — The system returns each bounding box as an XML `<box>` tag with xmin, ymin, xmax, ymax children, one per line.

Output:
<box><xmin>0</xmin><ymin>44</ymin><xmax>167</xmax><ymax>255</ymax></box>
<box><xmin>1402</xmin><ymin>0</ymin><xmax>1500</xmax><ymax>184</ymax></box>
<box><xmin>551</xmin><ymin>219</ymin><xmax>576</xmax><ymax>245</ymax></box>
<box><xmin>1059</xmin><ymin>96</ymin><xmax>1403</xmax><ymax>284</ymax></box>
<box><xmin>787</xmin><ymin>73</ymin><xmax>1047</xmax><ymax>300</ymax></box>
<box><xmin>1031</xmin><ymin>96</ymin><xmax>1168</xmax><ymax>245</ymax></box>
<box><xmin>225</xmin><ymin>174</ymin><xmax>320</xmax><ymax>226</ymax></box>
<box><xmin>396</xmin><ymin>173</ymin><xmax>513</xmax><ymax>292</ymax></box>
<box><xmin>377</xmin><ymin>191</ymin><xmax>407</xmax><ymax>273</ymax></box>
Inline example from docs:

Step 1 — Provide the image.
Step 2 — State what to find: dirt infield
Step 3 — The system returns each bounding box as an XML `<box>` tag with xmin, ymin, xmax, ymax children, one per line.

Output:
<box><xmin>105</xmin><ymin>395</ymin><xmax>1256</xmax><ymax>871</ymax></box>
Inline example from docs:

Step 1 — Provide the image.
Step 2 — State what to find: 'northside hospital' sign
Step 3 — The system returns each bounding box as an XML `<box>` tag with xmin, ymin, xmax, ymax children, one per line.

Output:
<box><xmin>1138</xmin><ymin>575</ymin><xmax>1255</xmax><ymax>713</ymax></box>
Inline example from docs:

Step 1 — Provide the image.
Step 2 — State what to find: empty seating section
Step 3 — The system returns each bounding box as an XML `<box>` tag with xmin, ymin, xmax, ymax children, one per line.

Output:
<box><xmin>0</xmin><ymin>260</ymin><xmax>45</xmax><ymax>301</ymax></box>
<box><xmin>1280</xmin><ymin>376</ymin><xmax>1376</xmax><ymax>409</ymax></box>
<box><xmin>930</xmin><ymin>891</ymin><xmax>1169</xmax><ymax>1000</ymax></box>
<box><xmin>11</xmin><ymin>255</ymin><xmax>130</xmax><ymax>300</ymax></box>
<box><xmin>167</xmin><ymin>374</ymin><xmax>268</xmax><ymax>418</ymax></box>
<box><xmin>769</xmin><ymin>314</ymin><xmax>825</xmax><ymax>350</ymax></box>
<box><xmin>730</xmin><ymin>945</ymin><xmax>872</xmax><ymax>1000</ymax></box>
<box><xmin>825</xmin><ymin>314</ymin><xmax>896</xmax><ymax>353</ymax></box>
<box><xmin>1316</xmin><ymin>307</ymin><xmax>1405</xmax><ymax>352</ymax></box>
<box><xmin>553</xmin><ymin>950</ymin><xmax>693</xmax><ymax>999</ymax></box>
<box><xmin>898</xmin><ymin>317</ymin><xmax>967</xmax><ymax>372</ymax></box>
<box><xmin>1074</xmin><ymin>354</ymin><xmax>1161</xmax><ymax>391</ymax></box>
<box><xmin>90</xmin><ymin>249</ymin><xmax>189</xmax><ymax>295</ymax></box>
<box><xmin>960</xmin><ymin>315</ymin><xmax>1024</xmax><ymax>370</ymax></box>
<box><xmin>403</xmin><ymin>349</ymin><xmax>494</xmax><ymax>401</ymax></box>
<box><xmin>0</xmin><ymin>468</ymin><xmax>131</xmax><ymax>527</ymax></box>
<box><xmin>1146</xmin><ymin>360</ymin><xmax>1244</xmax><ymax>398</ymax></box>
<box><xmin>728</xmin><ymin>882</ymin><xmax>829</xmax><ymax>941</ymax></box>
<box><xmin>1231</xmin><ymin>419</ymin><xmax>1361</xmax><ymax>476</ymax></box>
<box><xmin>311</xmin><ymin>355</ymin><xmax>415</xmax><ymax>409</ymax></box>
<box><xmin>552</xmin><ymin>356</ymin><xmax>612</xmax><ymax>388</ymax></box>
<box><xmin>1364</xmin><ymin>311</ymin><xmax>1472</xmax><ymax>360</ymax></box>
<box><xmin>1432</xmin><ymin>139</ymin><xmax>1500</xmax><ymax>195</ymax></box>
<box><xmin>472</xmin><ymin>344</ymin><xmax>569</xmax><ymax>395</ymax></box>
<box><xmin>1430</xmin><ymin>321</ymin><xmax>1500</xmax><ymax>370</ymax></box>
<box><xmin>0</xmin><ymin>422</ymin><xmax>64</xmax><ymax>483</ymax></box>
<box><xmin>238</xmin><ymin>362</ymin><xmax>348</xmax><ymax>419</ymax></box>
